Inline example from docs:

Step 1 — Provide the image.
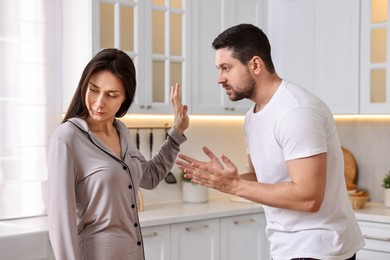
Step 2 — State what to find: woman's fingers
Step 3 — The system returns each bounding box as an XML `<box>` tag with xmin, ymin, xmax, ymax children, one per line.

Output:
<box><xmin>170</xmin><ymin>83</ymin><xmax>189</xmax><ymax>133</ymax></box>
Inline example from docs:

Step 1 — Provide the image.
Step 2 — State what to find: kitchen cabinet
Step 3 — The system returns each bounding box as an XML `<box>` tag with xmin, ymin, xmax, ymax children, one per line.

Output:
<box><xmin>142</xmin><ymin>225</ymin><xmax>170</xmax><ymax>260</ymax></box>
<box><xmin>356</xmin><ymin>220</ymin><xmax>390</xmax><ymax>259</ymax></box>
<box><xmin>62</xmin><ymin>0</ymin><xmax>93</xmax><ymax>113</ymax></box>
<box><xmin>220</xmin><ymin>214</ymin><xmax>271</xmax><ymax>260</ymax></box>
<box><xmin>63</xmin><ymin>0</ymin><xmax>266</xmax><ymax>115</ymax></box>
<box><xmin>191</xmin><ymin>0</ymin><xmax>266</xmax><ymax>115</ymax></box>
<box><xmin>171</xmin><ymin>219</ymin><xmax>220</xmax><ymax>260</ymax></box>
<box><xmin>360</xmin><ymin>0</ymin><xmax>390</xmax><ymax>114</ymax></box>
<box><xmin>267</xmin><ymin>0</ymin><xmax>360</xmax><ymax>114</ymax></box>
<box><xmin>91</xmin><ymin>0</ymin><xmax>192</xmax><ymax>114</ymax></box>
<box><xmin>142</xmin><ymin>211</ymin><xmax>270</xmax><ymax>260</ymax></box>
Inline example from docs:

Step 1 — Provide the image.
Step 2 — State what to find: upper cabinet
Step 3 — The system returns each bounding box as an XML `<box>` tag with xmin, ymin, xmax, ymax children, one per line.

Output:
<box><xmin>267</xmin><ymin>0</ymin><xmax>360</xmax><ymax>114</ymax></box>
<box><xmin>62</xmin><ymin>0</ymin><xmax>266</xmax><ymax>115</ymax></box>
<box><xmin>191</xmin><ymin>0</ymin><xmax>267</xmax><ymax>114</ymax></box>
<box><xmin>92</xmin><ymin>0</ymin><xmax>191</xmax><ymax>114</ymax></box>
<box><xmin>62</xmin><ymin>0</ymin><xmax>390</xmax><ymax>115</ymax></box>
<box><xmin>360</xmin><ymin>0</ymin><xmax>390</xmax><ymax>114</ymax></box>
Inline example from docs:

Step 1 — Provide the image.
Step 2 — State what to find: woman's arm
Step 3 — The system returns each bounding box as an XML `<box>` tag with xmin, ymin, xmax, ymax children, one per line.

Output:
<box><xmin>47</xmin><ymin>137</ymin><xmax>81</xmax><ymax>260</ymax></box>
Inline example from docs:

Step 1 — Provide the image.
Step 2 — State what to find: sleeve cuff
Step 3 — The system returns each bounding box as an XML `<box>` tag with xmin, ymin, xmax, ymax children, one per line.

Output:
<box><xmin>167</xmin><ymin>127</ymin><xmax>187</xmax><ymax>146</ymax></box>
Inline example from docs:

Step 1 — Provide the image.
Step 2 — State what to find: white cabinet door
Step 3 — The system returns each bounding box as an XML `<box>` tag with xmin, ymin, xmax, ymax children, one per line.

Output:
<box><xmin>358</xmin><ymin>220</ymin><xmax>390</xmax><ymax>256</ymax></box>
<box><xmin>268</xmin><ymin>0</ymin><xmax>360</xmax><ymax>114</ymax></box>
<box><xmin>142</xmin><ymin>225</ymin><xmax>170</xmax><ymax>260</ymax></box>
<box><xmin>191</xmin><ymin>0</ymin><xmax>266</xmax><ymax>115</ymax></box>
<box><xmin>360</xmin><ymin>0</ymin><xmax>390</xmax><ymax>114</ymax></box>
<box><xmin>220</xmin><ymin>213</ymin><xmax>270</xmax><ymax>260</ymax></box>
<box><xmin>62</xmin><ymin>0</ymin><xmax>93</xmax><ymax>112</ymax></box>
<box><xmin>91</xmin><ymin>0</ymin><xmax>191</xmax><ymax>115</ymax></box>
<box><xmin>171</xmin><ymin>219</ymin><xmax>220</xmax><ymax>260</ymax></box>
<box><xmin>357</xmin><ymin>249</ymin><xmax>390</xmax><ymax>260</ymax></box>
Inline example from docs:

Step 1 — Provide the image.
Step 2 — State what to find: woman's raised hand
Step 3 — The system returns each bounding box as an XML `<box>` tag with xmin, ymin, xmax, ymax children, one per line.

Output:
<box><xmin>170</xmin><ymin>83</ymin><xmax>189</xmax><ymax>134</ymax></box>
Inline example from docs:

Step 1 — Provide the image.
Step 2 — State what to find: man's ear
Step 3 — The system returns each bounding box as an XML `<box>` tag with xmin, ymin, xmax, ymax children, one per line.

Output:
<box><xmin>250</xmin><ymin>56</ymin><xmax>262</xmax><ymax>74</ymax></box>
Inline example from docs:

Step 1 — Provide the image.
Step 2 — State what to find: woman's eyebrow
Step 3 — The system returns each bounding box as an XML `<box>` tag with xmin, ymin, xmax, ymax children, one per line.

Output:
<box><xmin>88</xmin><ymin>81</ymin><xmax>99</xmax><ymax>87</ymax></box>
<box><xmin>88</xmin><ymin>82</ymin><xmax>122</xmax><ymax>93</ymax></box>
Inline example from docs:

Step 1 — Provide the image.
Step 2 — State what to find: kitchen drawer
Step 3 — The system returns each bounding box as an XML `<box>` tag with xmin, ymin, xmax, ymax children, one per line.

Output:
<box><xmin>357</xmin><ymin>248</ymin><xmax>390</xmax><ymax>260</ymax></box>
<box><xmin>358</xmin><ymin>221</ymin><xmax>390</xmax><ymax>253</ymax></box>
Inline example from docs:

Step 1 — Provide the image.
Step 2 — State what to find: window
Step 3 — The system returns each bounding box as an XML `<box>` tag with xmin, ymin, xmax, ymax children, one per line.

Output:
<box><xmin>0</xmin><ymin>0</ymin><xmax>62</xmax><ymax>219</ymax></box>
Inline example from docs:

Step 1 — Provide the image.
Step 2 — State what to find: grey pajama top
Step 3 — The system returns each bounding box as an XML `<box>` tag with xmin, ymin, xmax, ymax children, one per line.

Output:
<box><xmin>47</xmin><ymin>117</ymin><xmax>186</xmax><ymax>260</ymax></box>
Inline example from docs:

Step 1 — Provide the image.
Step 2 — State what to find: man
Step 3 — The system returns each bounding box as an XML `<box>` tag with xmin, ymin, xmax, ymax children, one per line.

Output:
<box><xmin>176</xmin><ymin>24</ymin><xmax>364</xmax><ymax>260</ymax></box>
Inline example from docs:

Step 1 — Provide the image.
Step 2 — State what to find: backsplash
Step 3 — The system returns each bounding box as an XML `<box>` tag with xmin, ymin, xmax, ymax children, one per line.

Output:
<box><xmin>121</xmin><ymin>115</ymin><xmax>390</xmax><ymax>205</ymax></box>
<box><xmin>336</xmin><ymin>117</ymin><xmax>390</xmax><ymax>203</ymax></box>
<box><xmin>121</xmin><ymin>115</ymin><xmax>247</xmax><ymax>205</ymax></box>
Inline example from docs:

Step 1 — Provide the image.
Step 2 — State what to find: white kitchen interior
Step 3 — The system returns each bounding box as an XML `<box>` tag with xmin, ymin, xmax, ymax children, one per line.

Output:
<box><xmin>1</xmin><ymin>0</ymin><xmax>390</xmax><ymax>260</ymax></box>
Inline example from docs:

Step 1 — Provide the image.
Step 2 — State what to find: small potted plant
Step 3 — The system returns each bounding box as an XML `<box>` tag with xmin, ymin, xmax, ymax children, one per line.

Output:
<box><xmin>383</xmin><ymin>172</ymin><xmax>390</xmax><ymax>208</ymax></box>
<box><xmin>180</xmin><ymin>170</ymin><xmax>208</xmax><ymax>203</ymax></box>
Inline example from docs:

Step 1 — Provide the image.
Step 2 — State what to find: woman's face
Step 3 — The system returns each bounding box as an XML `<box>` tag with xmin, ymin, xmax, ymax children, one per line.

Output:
<box><xmin>85</xmin><ymin>70</ymin><xmax>126</xmax><ymax>124</ymax></box>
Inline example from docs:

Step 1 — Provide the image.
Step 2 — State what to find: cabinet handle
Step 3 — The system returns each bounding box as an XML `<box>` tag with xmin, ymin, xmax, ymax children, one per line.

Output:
<box><xmin>230</xmin><ymin>107</ymin><xmax>235</xmax><ymax>111</ymax></box>
<box><xmin>234</xmin><ymin>219</ymin><xmax>255</xmax><ymax>225</ymax></box>
<box><xmin>225</xmin><ymin>107</ymin><xmax>230</xmax><ymax>111</ymax></box>
<box><xmin>143</xmin><ymin>231</ymin><xmax>159</xmax><ymax>238</ymax></box>
<box><xmin>140</xmin><ymin>105</ymin><xmax>145</xmax><ymax>109</ymax></box>
<box><xmin>363</xmin><ymin>234</ymin><xmax>390</xmax><ymax>242</ymax></box>
<box><xmin>146</xmin><ymin>105</ymin><xmax>152</xmax><ymax>109</ymax></box>
<box><xmin>185</xmin><ymin>225</ymin><xmax>209</xmax><ymax>232</ymax></box>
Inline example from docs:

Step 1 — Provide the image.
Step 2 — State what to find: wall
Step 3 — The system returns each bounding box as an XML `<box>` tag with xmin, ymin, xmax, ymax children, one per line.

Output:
<box><xmin>336</xmin><ymin>117</ymin><xmax>390</xmax><ymax>203</ymax></box>
<box><xmin>121</xmin><ymin>115</ymin><xmax>248</xmax><ymax>205</ymax></box>
<box><xmin>121</xmin><ymin>115</ymin><xmax>390</xmax><ymax>206</ymax></box>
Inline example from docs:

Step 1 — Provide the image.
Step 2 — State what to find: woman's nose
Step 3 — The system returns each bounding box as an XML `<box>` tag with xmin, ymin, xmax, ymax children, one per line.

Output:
<box><xmin>95</xmin><ymin>93</ymin><xmax>105</xmax><ymax>108</ymax></box>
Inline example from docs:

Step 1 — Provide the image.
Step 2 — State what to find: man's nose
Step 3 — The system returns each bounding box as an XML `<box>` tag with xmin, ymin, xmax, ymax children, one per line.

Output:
<box><xmin>217</xmin><ymin>73</ymin><xmax>226</xmax><ymax>84</ymax></box>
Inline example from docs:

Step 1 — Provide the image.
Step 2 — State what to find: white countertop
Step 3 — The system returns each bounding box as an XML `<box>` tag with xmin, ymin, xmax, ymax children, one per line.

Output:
<box><xmin>139</xmin><ymin>197</ymin><xmax>263</xmax><ymax>227</ymax></box>
<box><xmin>353</xmin><ymin>202</ymin><xmax>390</xmax><ymax>224</ymax></box>
<box><xmin>1</xmin><ymin>199</ymin><xmax>389</xmax><ymax>235</ymax></box>
<box><xmin>0</xmin><ymin>197</ymin><xmax>263</xmax><ymax>232</ymax></box>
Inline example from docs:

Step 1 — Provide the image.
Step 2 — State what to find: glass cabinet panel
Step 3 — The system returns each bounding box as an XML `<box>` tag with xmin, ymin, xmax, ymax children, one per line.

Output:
<box><xmin>366</xmin><ymin>0</ymin><xmax>388</xmax><ymax>106</ymax></box>
<box><xmin>153</xmin><ymin>61</ymin><xmax>165</xmax><ymax>103</ymax></box>
<box><xmin>170</xmin><ymin>61</ymin><xmax>182</xmax><ymax>86</ymax></box>
<box><xmin>120</xmin><ymin>5</ymin><xmax>134</xmax><ymax>51</ymax></box>
<box><xmin>371</xmin><ymin>28</ymin><xmax>387</xmax><ymax>62</ymax></box>
<box><xmin>370</xmin><ymin>69</ymin><xmax>386</xmax><ymax>102</ymax></box>
<box><xmin>153</xmin><ymin>0</ymin><xmax>165</xmax><ymax>7</ymax></box>
<box><xmin>100</xmin><ymin>3</ymin><xmax>115</xmax><ymax>48</ymax></box>
<box><xmin>171</xmin><ymin>0</ymin><xmax>182</xmax><ymax>8</ymax></box>
<box><xmin>96</xmin><ymin>0</ymin><xmax>186</xmax><ymax>113</ymax></box>
<box><xmin>153</xmin><ymin>11</ymin><xmax>165</xmax><ymax>54</ymax></box>
<box><xmin>372</xmin><ymin>0</ymin><xmax>387</xmax><ymax>22</ymax></box>
<box><xmin>170</xmin><ymin>13</ymin><xmax>182</xmax><ymax>56</ymax></box>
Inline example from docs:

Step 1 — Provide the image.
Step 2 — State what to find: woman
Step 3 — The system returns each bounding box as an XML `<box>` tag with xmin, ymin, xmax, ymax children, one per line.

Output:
<box><xmin>47</xmin><ymin>48</ymin><xmax>189</xmax><ymax>260</ymax></box>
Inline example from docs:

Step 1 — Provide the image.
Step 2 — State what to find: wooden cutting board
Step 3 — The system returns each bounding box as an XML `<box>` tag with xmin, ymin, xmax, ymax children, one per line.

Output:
<box><xmin>342</xmin><ymin>146</ymin><xmax>357</xmax><ymax>190</ymax></box>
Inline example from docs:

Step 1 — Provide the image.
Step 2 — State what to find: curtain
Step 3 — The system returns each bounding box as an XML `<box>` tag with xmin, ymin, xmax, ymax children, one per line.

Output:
<box><xmin>0</xmin><ymin>0</ymin><xmax>62</xmax><ymax>219</ymax></box>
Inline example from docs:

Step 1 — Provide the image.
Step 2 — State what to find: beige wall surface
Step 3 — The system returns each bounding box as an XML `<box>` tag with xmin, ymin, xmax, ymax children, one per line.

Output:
<box><xmin>121</xmin><ymin>115</ymin><xmax>390</xmax><ymax>205</ymax></box>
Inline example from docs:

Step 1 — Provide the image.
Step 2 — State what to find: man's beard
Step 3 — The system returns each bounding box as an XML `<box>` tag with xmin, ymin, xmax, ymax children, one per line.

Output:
<box><xmin>225</xmin><ymin>73</ymin><xmax>256</xmax><ymax>101</ymax></box>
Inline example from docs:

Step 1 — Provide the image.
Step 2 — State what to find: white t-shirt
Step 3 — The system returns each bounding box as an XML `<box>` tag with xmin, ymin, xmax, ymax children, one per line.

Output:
<box><xmin>244</xmin><ymin>80</ymin><xmax>365</xmax><ymax>260</ymax></box>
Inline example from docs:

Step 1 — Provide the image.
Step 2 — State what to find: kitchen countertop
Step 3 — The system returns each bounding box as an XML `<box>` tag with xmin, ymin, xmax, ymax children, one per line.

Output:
<box><xmin>139</xmin><ymin>197</ymin><xmax>263</xmax><ymax>226</ymax></box>
<box><xmin>353</xmin><ymin>202</ymin><xmax>390</xmax><ymax>224</ymax></box>
<box><xmin>1</xmin><ymin>199</ymin><xmax>390</xmax><ymax>234</ymax></box>
<box><xmin>0</xmin><ymin>197</ymin><xmax>263</xmax><ymax>232</ymax></box>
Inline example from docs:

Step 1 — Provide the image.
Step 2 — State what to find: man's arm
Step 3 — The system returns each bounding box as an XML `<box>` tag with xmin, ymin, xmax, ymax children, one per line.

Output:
<box><xmin>177</xmin><ymin>147</ymin><xmax>327</xmax><ymax>213</ymax></box>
